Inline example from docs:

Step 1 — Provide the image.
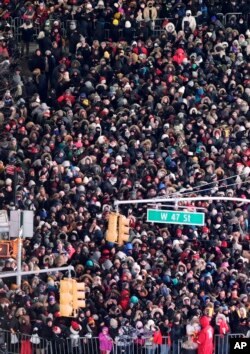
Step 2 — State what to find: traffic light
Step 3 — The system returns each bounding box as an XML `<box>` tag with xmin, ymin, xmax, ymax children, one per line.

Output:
<box><xmin>10</xmin><ymin>239</ymin><xmax>20</xmax><ymax>258</ymax></box>
<box><xmin>118</xmin><ymin>215</ymin><xmax>130</xmax><ymax>246</ymax></box>
<box><xmin>0</xmin><ymin>241</ymin><xmax>10</xmax><ymax>257</ymax></box>
<box><xmin>60</xmin><ymin>278</ymin><xmax>75</xmax><ymax>317</ymax></box>
<box><xmin>73</xmin><ymin>282</ymin><xmax>85</xmax><ymax>314</ymax></box>
<box><xmin>60</xmin><ymin>279</ymin><xmax>86</xmax><ymax>317</ymax></box>
<box><xmin>106</xmin><ymin>212</ymin><xmax>118</xmax><ymax>243</ymax></box>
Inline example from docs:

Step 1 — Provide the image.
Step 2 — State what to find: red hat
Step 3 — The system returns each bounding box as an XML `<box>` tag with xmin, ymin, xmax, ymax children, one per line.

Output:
<box><xmin>99</xmin><ymin>76</ymin><xmax>106</xmax><ymax>83</ymax></box>
<box><xmin>71</xmin><ymin>321</ymin><xmax>80</xmax><ymax>331</ymax></box>
<box><xmin>53</xmin><ymin>326</ymin><xmax>61</xmax><ymax>334</ymax></box>
<box><xmin>202</xmin><ymin>226</ymin><xmax>209</xmax><ymax>233</ymax></box>
<box><xmin>19</xmin><ymin>126</ymin><xmax>26</xmax><ymax>133</ymax></box>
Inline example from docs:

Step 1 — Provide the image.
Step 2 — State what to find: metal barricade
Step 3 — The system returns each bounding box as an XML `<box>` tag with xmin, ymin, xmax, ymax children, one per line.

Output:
<box><xmin>0</xmin><ymin>328</ymin><xmax>50</xmax><ymax>354</ymax></box>
<box><xmin>12</xmin><ymin>13</ymin><xmax>250</xmax><ymax>42</ymax></box>
<box><xmin>214</xmin><ymin>333</ymin><xmax>244</xmax><ymax>354</ymax></box>
<box><xmin>216</xmin><ymin>13</ymin><xmax>225</xmax><ymax>25</ymax></box>
<box><xmin>224</xmin><ymin>13</ymin><xmax>243</xmax><ymax>25</ymax></box>
<box><xmin>1</xmin><ymin>332</ymin><xmax>244</xmax><ymax>354</ymax></box>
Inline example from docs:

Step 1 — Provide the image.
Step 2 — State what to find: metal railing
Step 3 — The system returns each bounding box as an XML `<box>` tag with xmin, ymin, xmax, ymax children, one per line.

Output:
<box><xmin>213</xmin><ymin>333</ymin><xmax>244</xmax><ymax>354</ymax></box>
<box><xmin>59</xmin><ymin>336</ymin><xmax>172</xmax><ymax>354</ymax></box>
<box><xmin>7</xmin><ymin>12</ymin><xmax>250</xmax><ymax>42</ymax></box>
<box><xmin>0</xmin><ymin>329</ymin><xmax>50</xmax><ymax>354</ymax></box>
<box><xmin>0</xmin><ymin>329</ymin><xmax>246</xmax><ymax>354</ymax></box>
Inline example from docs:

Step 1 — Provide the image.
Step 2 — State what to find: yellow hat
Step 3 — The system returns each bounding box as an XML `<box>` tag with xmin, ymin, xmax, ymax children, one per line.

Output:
<box><xmin>82</xmin><ymin>99</ymin><xmax>89</xmax><ymax>106</ymax></box>
<box><xmin>104</xmin><ymin>51</ymin><xmax>110</xmax><ymax>59</ymax></box>
<box><xmin>113</xmin><ymin>19</ymin><xmax>119</xmax><ymax>26</ymax></box>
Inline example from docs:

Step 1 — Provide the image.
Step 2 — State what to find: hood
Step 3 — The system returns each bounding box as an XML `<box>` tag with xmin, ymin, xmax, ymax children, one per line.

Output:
<box><xmin>200</xmin><ymin>316</ymin><xmax>210</xmax><ymax>328</ymax></box>
<box><xmin>176</xmin><ymin>48</ymin><xmax>185</xmax><ymax>55</ymax></box>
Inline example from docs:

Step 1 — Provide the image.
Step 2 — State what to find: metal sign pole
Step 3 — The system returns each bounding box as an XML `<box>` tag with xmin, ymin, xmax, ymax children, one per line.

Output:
<box><xmin>0</xmin><ymin>265</ymin><xmax>74</xmax><ymax>280</ymax></box>
<box><xmin>114</xmin><ymin>196</ymin><xmax>250</xmax><ymax>206</ymax></box>
<box><xmin>16</xmin><ymin>237</ymin><xmax>22</xmax><ymax>286</ymax></box>
<box><xmin>16</xmin><ymin>227</ymin><xmax>23</xmax><ymax>286</ymax></box>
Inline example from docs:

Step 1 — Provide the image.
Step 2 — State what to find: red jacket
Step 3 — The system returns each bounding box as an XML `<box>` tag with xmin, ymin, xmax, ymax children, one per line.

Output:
<box><xmin>153</xmin><ymin>330</ymin><xmax>163</xmax><ymax>345</ymax></box>
<box><xmin>172</xmin><ymin>48</ymin><xmax>187</xmax><ymax>65</ymax></box>
<box><xmin>219</xmin><ymin>320</ymin><xmax>229</xmax><ymax>337</ymax></box>
<box><xmin>119</xmin><ymin>290</ymin><xmax>130</xmax><ymax>311</ymax></box>
<box><xmin>197</xmin><ymin>316</ymin><xmax>214</xmax><ymax>354</ymax></box>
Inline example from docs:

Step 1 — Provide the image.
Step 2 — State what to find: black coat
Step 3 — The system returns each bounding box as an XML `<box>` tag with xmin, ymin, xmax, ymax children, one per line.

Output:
<box><xmin>40</xmin><ymin>324</ymin><xmax>53</xmax><ymax>341</ymax></box>
<box><xmin>28</xmin><ymin>54</ymin><xmax>46</xmax><ymax>73</ymax></box>
<box><xmin>37</xmin><ymin>35</ymin><xmax>52</xmax><ymax>55</ymax></box>
<box><xmin>21</xmin><ymin>25</ymin><xmax>34</xmax><ymax>42</ymax></box>
<box><xmin>171</xmin><ymin>324</ymin><xmax>184</xmax><ymax>342</ymax></box>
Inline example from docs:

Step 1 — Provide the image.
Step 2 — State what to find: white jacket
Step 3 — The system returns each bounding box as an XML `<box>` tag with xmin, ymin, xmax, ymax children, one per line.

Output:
<box><xmin>182</xmin><ymin>15</ymin><xmax>196</xmax><ymax>32</ymax></box>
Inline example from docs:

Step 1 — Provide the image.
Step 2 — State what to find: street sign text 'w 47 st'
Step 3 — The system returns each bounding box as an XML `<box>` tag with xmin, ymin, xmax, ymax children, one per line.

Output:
<box><xmin>147</xmin><ymin>209</ymin><xmax>205</xmax><ymax>226</ymax></box>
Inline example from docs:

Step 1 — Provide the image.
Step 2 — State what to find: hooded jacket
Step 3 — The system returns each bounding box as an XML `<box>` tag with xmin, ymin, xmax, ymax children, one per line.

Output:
<box><xmin>197</xmin><ymin>316</ymin><xmax>214</xmax><ymax>354</ymax></box>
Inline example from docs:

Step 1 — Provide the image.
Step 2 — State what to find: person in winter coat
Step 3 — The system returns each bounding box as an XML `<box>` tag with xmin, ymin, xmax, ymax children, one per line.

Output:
<box><xmin>37</xmin><ymin>31</ymin><xmax>52</xmax><ymax>55</ymax></box>
<box><xmin>20</xmin><ymin>20</ymin><xmax>34</xmax><ymax>56</ymax></box>
<box><xmin>153</xmin><ymin>326</ymin><xmax>163</xmax><ymax>353</ymax></box>
<box><xmin>172</xmin><ymin>48</ymin><xmax>187</xmax><ymax>65</ymax></box>
<box><xmin>98</xmin><ymin>327</ymin><xmax>113</xmax><ymax>354</ymax></box>
<box><xmin>171</xmin><ymin>317</ymin><xmax>185</xmax><ymax>354</ymax></box>
<box><xmin>19</xmin><ymin>315</ymin><xmax>32</xmax><ymax>354</ymax></box>
<box><xmin>28</xmin><ymin>49</ymin><xmax>46</xmax><ymax>73</ymax></box>
<box><xmin>51</xmin><ymin>326</ymin><xmax>66</xmax><ymax>354</ymax></box>
<box><xmin>197</xmin><ymin>316</ymin><xmax>214</xmax><ymax>354</ymax></box>
<box><xmin>215</xmin><ymin>313</ymin><xmax>230</xmax><ymax>354</ymax></box>
<box><xmin>32</xmin><ymin>68</ymin><xmax>48</xmax><ymax>102</ymax></box>
<box><xmin>182</xmin><ymin>10</ymin><xmax>196</xmax><ymax>34</ymax></box>
<box><xmin>70</xmin><ymin>321</ymin><xmax>82</xmax><ymax>354</ymax></box>
<box><xmin>143</xmin><ymin>1</ymin><xmax>158</xmax><ymax>22</ymax></box>
<box><xmin>12</xmin><ymin>67</ymin><xmax>23</xmax><ymax>98</ymax></box>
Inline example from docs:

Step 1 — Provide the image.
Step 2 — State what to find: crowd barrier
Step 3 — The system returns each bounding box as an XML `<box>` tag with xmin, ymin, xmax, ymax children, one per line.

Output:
<box><xmin>3</xmin><ymin>11</ymin><xmax>249</xmax><ymax>43</ymax></box>
<box><xmin>0</xmin><ymin>329</ymin><xmax>50</xmax><ymax>354</ymax></box>
<box><xmin>0</xmin><ymin>328</ymin><xmax>246</xmax><ymax>354</ymax></box>
<box><xmin>213</xmin><ymin>333</ymin><xmax>244</xmax><ymax>354</ymax></box>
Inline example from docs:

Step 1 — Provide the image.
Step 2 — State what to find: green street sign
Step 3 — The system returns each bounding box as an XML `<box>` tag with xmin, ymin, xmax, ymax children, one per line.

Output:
<box><xmin>147</xmin><ymin>209</ymin><xmax>205</xmax><ymax>226</ymax></box>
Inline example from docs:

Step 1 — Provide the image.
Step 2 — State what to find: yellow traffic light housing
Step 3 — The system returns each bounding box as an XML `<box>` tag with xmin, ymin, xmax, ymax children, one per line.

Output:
<box><xmin>60</xmin><ymin>279</ymin><xmax>86</xmax><ymax>317</ymax></box>
<box><xmin>0</xmin><ymin>241</ymin><xmax>10</xmax><ymax>257</ymax></box>
<box><xmin>118</xmin><ymin>215</ymin><xmax>130</xmax><ymax>246</ymax></box>
<box><xmin>10</xmin><ymin>239</ymin><xmax>20</xmax><ymax>258</ymax></box>
<box><xmin>73</xmin><ymin>282</ymin><xmax>85</xmax><ymax>314</ymax></box>
<box><xmin>106</xmin><ymin>212</ymin><xmax>118</xmax><ymax>243</ymax></box>
<box><xmin>60</xmin><ymin>278</ymin><xmax>75</xmax><ymax>317</ymax></box>
<box><xmin>0</xmin><ymin>239</ymin><xmax>22</xmax><ymax>259</ymax></box>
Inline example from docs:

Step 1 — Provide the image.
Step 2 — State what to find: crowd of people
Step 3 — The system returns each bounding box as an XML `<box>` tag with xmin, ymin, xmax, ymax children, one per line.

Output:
<box><xmin>0</xmin><ymin>0</ymin><xmax>250</xmax><ymax>354</ymax></box>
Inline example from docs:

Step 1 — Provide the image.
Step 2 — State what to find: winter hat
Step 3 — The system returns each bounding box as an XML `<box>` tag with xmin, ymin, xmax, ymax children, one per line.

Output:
<box><xmin>146</xmin><ymin>319</ymin><xmax>155</xmax><ymax>329</ymax></box>
<box><xmin>88</xmin><ymin>317</ymin><xmax>95</xmax><ymax>325</ymax></box>
<box><xmin>70</xmin><ymin>321</ymin><xmax>81</xmax><ymax>331</ymax></box>
<box><xmin>136</xmin><ymin>321</ymin><xmax>143</xmax><ymax>329</ymax></box>
<box><xmin>53</xmin><ymin>326</ymin><xmax>61</xmax><ymax>334</ymax></box>
<box><xmin>110</xmin><ymin>318</ymin><xmax>118</xmax><ymax>328</ymax></box>
<box><xmin>125</xmin><ymin>21</ymin><xmax>131</xmax><ymax>28</ymax></box>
